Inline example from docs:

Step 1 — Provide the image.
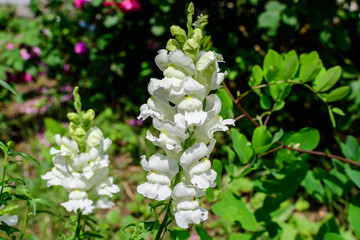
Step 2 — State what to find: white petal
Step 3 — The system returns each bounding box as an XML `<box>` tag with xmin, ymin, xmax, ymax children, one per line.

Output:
<box><xmin>180</xmin><ymin>142</ymin><xmax>208</xmax><ymax>166</ymax></box>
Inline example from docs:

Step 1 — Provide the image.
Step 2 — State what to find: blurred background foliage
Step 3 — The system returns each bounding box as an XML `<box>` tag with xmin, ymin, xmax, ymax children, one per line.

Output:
<box><xmin>0</xmin><ymin>0</ymin><xmax>360</xmax><ymax>239</ymax></box>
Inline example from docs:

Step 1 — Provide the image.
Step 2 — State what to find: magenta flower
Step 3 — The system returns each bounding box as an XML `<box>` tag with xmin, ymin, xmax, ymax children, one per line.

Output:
<box><xmin>31</xmin><ymin>47</ymin><xmax>42</xmax><ymax>57</ymax></box>
<box><xmin>20</xmin><ymin>49</ymin><xmax>31</xmax><ymax>60</ymax></box>
<box><xmin>74</xmin><ymin>0</ymin><xmax>90</xmax><ymax>8</ymax></box>
<box><xmin>74</xmin><ymin>42</ymin><xmax>89</xmax><ymax>55</ymax></box>
<box><xmin>7</xmin><ymin>43</ymin><xmax>14</xmax><ymax>51</ymax></box>
<box><xmin>118</xmin><ymin>0</ymin><xmax>140</xmax><ymax>13</ymax></box>
<box><xmin>24</xmin><ymin>73</ymin><xmax>33</xmax><ymax>83</ymax></box>
<box><xmin>64</xmin><ymin>64</ymin><xmax>70</xmax><ymax>73</ymax></box>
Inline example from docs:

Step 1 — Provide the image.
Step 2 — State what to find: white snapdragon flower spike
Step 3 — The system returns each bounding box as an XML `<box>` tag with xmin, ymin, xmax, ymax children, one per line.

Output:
<box><xmin>0</xmin><ymin>205</ymin><xmax>18</xmax><ymax>226</ymax></box>
<box><xmin>42</xmin><ymin>127</ymin><xmax>120</xmax><ymax>215</ymax></box>
<box><xmin>137</xmin><ymin>24</ymin><xmax>234</xmax><ymax>228</ymax></box>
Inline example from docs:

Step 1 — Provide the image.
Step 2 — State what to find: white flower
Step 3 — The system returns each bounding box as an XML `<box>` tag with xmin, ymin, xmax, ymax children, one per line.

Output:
<box><xmin>0</xmin><ymin>205</ymin><xmax>18</xmax><ymax>226</ymax></box>
<box><xmin>155</xmin><ymin>49</ymin><xmax>195</xmax><ymax>77</ymax></box>
<box><xmin>61</xmin><ymin>190</ymin><xmax>95</xmax><ymax>215</ymax></box>
<box><xmin>42</xmin><ymin>127</ymin><xmax>120</xmax><ymax>215</ymax></box>
<box><xmin>171</xmin><ymin>182</ymin><xmax>208</xmax><ymax>229</ymax></box>
<box><xmin>180</xmin><ymin>140</ymin><xmax>217</xmax><ymax>189</ymax></box>
<box><xmin>137</xmin><ymin>154</ymin><xmax>179</xmax><ymax>201</ymax></box>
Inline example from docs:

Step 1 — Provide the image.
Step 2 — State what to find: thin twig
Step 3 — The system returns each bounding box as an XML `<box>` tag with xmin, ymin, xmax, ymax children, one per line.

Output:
<box><xmin>224</xmin><ymin>82</ymin><xmax>360</xmax><ymax>167</ymax></box>
<box><xmin>234</xmin><ymin>114</ymin><xmax>246</xmax><ymax>122</ymax></box>
<box><xmin>257</xmin><ymin>146</ymin><xmax>284</xmax><ymax>159</ymax></box>
<box><xmin>223</xmin><ymin>82</ymin><xmax>259</xmax><ymax>127</ymax></box>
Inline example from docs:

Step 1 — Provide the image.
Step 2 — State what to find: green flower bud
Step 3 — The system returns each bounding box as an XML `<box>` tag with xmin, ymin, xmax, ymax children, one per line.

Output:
<box><xmin>170</xmin><ymin>26</ymin><xmax>187</xmax><ymax>47</ymax></box>
<box><xmin>67</xmin><ymin>112</ymin><xmax>79</xmax><ymax>124</ymax></box>
<box><xmin>183</xmin><ymin>38</ymin><xmax>200</xmax><ymax>62</ymax></box>
<box><xmin>166</xmin><ymin>39</ymin><xmax>181</xmax><ymax>51</ymax></box>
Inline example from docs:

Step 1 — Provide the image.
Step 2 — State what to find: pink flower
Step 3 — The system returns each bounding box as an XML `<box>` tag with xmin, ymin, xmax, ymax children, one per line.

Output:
<box><xmin>7</xmin><ymin>43</ymin><xmax>14</xmax><ymax>51</ymax></box>
<box><xmin>74</xmin><ymin>0</ymin><xmax>90</xmax><ymax>8</ymax></box>
<box><xmin>20</xmin><ymin>49</ymin><xmax>31</xmax><ymax>60</ymax></box>
<box><xmin>103</xmin><ymin>1</ymin><xmax>117</xmax><ymax>7</ymax></box>
<box><xmin>118</xmin><ymin>0</ymin><xmax>140</xmax><ymax>13</ymax></box>
<box><xmin>64</xmin><ymin>64</ymin><xmax>70</xmax><ymax>73</ymax></box>
<box><xmin>24</xmin><ymin>73</ymin><xmax>33</xmax><ymax>82</ymax></box>
<box><xmin>31</xmin><ymin>47</ymin><xmax>42</xmax><ymax>57</ymax></box>
<box><xmin>74</xmin><ymin>42</ymin><xmax>89</xmax><ymax>55</ymax></box>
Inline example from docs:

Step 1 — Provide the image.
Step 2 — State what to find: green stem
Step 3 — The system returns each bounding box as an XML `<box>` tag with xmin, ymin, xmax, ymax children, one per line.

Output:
<box><xmin>75</xmin><ymin>211</ymin><xmax>83</xmax><ymax>239</ymax></box>
<box><xmin>155</xmin><ymin>201</ymin><xmax>171</xmax><ymax>240</ymax></box>
<box><xmin>19</xmin><ymin>202</ymin><xmax>29</xmax><ymax>240</ymax></box>
<box><xmin>1</xmin><ymin>152</ymin><xmax>8</xmax><ymax>195</ymax></box>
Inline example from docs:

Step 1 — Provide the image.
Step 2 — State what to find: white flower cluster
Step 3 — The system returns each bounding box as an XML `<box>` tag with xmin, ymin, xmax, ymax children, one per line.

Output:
<box><xmin>137</xmin><ymin>49</ymin><xmax>234</xmax><ymax>228</ymax></box>
<box><xmin>0</xmin><ymin>205</ymin><xmax>18</xmax><ymax>226</ymax></box>
<box><xmin>42</xmin><ymin>127</ymin><xmax>120</xmax><ymax>215</ymax></box>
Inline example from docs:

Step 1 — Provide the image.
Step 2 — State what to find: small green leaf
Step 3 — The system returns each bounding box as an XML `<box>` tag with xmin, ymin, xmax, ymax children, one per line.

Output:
<box><xmin>34</xmin><ymin>198</ymin><xmax>62</xmax><ymax>215</ymax></box>
<box><xmin>324</xmin><ymin>233</ymin><xmax>345</xmax><ymax>240</ymax></box>
<box><xmin>0</xmin><ymin>79</ymin><xmax>17</xmax><ymax>95</ymax></box>
<box><xmin>25</xmin><ymin>233</ymin><xmax>40</xmax><ymax>240</ymax></box>
<box><xmin>249</xmin><ymin>65</ymin><xmax>263</xmax><ymax>87</ymax></box>
<box><xmin>332</xmin><ymin>107</ymin><xmax>345</xmax><ymax>116</ymax></box>
<box><xmin>299</xmin><ymin>51</ymin><xmax>322</xmax><ymax>82</ymax></box>
<box><xmin>216</xmin><ymin>88</ymin><xmax>234</xmax><ymax>119</ymax></box>
<box><xmin>231</xmin><ymin>129</ymin><xmax>254</xmax><ymax>164</ymax></box>
<box><xmin>313</xmin><ymin>66</ymin><xmax>342</xmax><ymax>92</ymax></box>
<box><xmin>328</xmin><ymin>107</ymin><xmax>336</xmax><ymax>128</ymax></box>
<box><xmin>211</xmin><ymin>191</ymin><xmax>257</xmax><ymax>231</ymax></box>
<box><xmin>195</xmin><ymin>226</ymin><xmax>212</xmax><ymax>240</ymax></box>
<box><xmin>345</xmin><ymin>169</ymin><xmax>360</xmax><ymax>188</ymax></box>
<box><xmin>12</xmin><ymin>153</ymin><xmax>39</xmax><ymax>166</ymax></box>
<box><xmin>283</xmin><ymin>50</ymin><xmax>299</xmax><ymax>79</ymax></box>
<box><xmin>252</xmin><ymin>126</ymin><xmax>273</xmax><ymax>154</ymax></box>
<box><xmin>170</xmin><ymin>26</ymin><xmax>187</xmax><ymax>47</ymax></box>
<box><xmin>283</xmin><ymin>127</ymin><xmax>320</xmax><ymax>151</ymax></box>
<box><xmin>349</xmin><ymin>194</ymin><xmax>360</xmax><ymax>239</ymax></box>
<box><xmin>324</xmin><ymin>86</ymin><xmax>350</xmax><ymax>102</ymax></box>
<box><xmin>263</xmin><ymin>50</ymin><xmax>283</xmax><ymax>82</ymax></box>
<box><xmin>90</xmin><ymin>0</ymin><xmax>103</xmax><ymax>7</ymax></box>
<box><xmin>260</xmin><ymin>94</ymin><xmax>271</xmax><ymax>110</ymax></box>
<box><xmin>169</xmin><ymin>229</ymin><xmax>191</xmax><ymax>240</ymax></box>
<box><xmin>104</xmin><ymin>15</ymin><xmax>119</xmax><ymax>28</ymax></box>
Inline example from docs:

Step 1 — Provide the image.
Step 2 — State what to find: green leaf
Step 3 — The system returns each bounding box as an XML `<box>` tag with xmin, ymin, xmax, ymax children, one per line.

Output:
<box><xmin>324</xmin><ymin>86</ymin><xmax>350</xmax><ymax>102</ymax></box>
<box><xmin>169</xmin><ymin>229</ymin><xmax>190</xmax><ymax>240</ymax></box>
<box><xmin>349</xmin><ymin>194</ymin><xmax>360</xmax><ymax>239</ymax></box>
<box><xmin>299</xmin><ymin>51</ymin><xmax>322</xmax><ymax>82</ymax></box>
<box><xmin>313</xmin><ymin>66</ymin><xmax>342</xmax><ymax>92</ymax></box>
<box><xmin>283</xmin><ymin>50</ymin><xmax>299</xmax><ymax>79</ymax></box>
<box><xmin>301</xmin><ymin>171</ymin><xmax>324</xmax><ymax>203</ymax></box>
<box><xmin>263</xmin><ymin>50</ymin><xmax>283</xmax><ymax>82</ymax></box>
<box><xmin>260</xmin><ymin>94</ymin><xmax>271</xmax><ymax>110</ymax></box>
<box><xmin>328</xmin><ymin>107</ymin><xmax>336</xmax><ymax>128</ymax></box>
<box><xmin>104</xmin><ymin>15</ymin><xmax>119</xmax><ymax>28</ymax></box>
<box><xmin>24</xmin><ymin>233</ymin><xmax>40</xmax><ymax>240</ymax></box>
<box><xmin>34</xmin><ymin>198</ymin><xmax>62</xmax><ymax>216</ymax></box>
<box><xmin>324</xmin><ymin>233</ymin><xmax>345</xmax><ymax>240</ymax></box>
<box><xmin>332</xmin><ymin>107</ymin><xmax>345</xmax><ymax>116</ymax></box>
<box><xmin>265</xmin><ymin>1</ymin><xmax>286</xmax><ymax>11</ymax></box>
<box><xmin>216</xmin><ymin>88</ymin><xmax>234</xmax><ymax>119</ymax></box>
<box><xmin>258</xmin><ymin>11</ymin><xmax>281</xmax><ymax>29</ymax></box>
<box><xmin>231</xmin><ymin>128</ymin><xmax>254</xmax><ymax>164</ymax></box>
<box><xmin>315</xmin><ymin>218</ymin><xmax>339</xmax><ymax>240</ymax></box>
<box><xmin>90</xmin><ymin>0</ymin><xmax>103</xmax><ymax>7</ymax></box>
<box><xmin>183</xmin><ymin>38</ymin><xmax>200</xmax><ymax>61</ymax></box>
<box><xmin>211</xmin><ymin>191</ymin><xmax>257</xmax><ymax>231</ymax></box>
<box><xmin>195</xmin><ymin>226</ymin><xmax>212</xmax><ymax>240</ymax></box>
<box><xmin>249</xmin><ymin>65</ymin><xmax>263</xmax><ymax>87</ymax></box>
<box><xmin>252</xmin><ymin>126</ymin><xmax>273</xmax><ymax>154</ymax></box>
<box><xmin>12</xmin><ymin>153</ymin><xmax>39</xmax><ymax>166</ymax></box>
<box><xmin>0</xmin><ymin>79</ymin><xmax>17</xmax><ymax>95</ymax></box>
<box><xmin>229</xmin><ymin>233</ymin><xmax>252</xmax><ymax>240</ymax></box>
<box><xmin>345</xmin><ymin>169</ymin><xmax>360</xmax><ymax>188</ymax></box>
<box><xmin>283</xmin><ymin>127</ymin><xmax>320</xmax><ymax>151</ymax></box>
<box><xmin>212</xmin><ymin>159</ymin><xmax>223</xmax><ymax>188</ymax></box>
